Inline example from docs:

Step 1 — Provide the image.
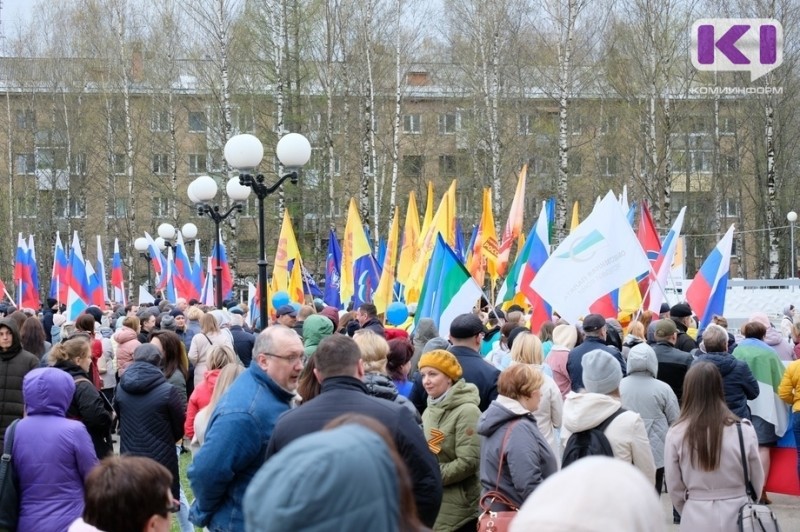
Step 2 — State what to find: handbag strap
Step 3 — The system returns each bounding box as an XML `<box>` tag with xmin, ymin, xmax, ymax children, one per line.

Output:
<box><xmin>2</xmin><ymin>419</ymin><xmax>19</xmax><ymax>457</ymax></box>
<box><xmin>493</xmin><ymin>418</ymin><xmax>522</xmax><ymax>491</ymax></box>
<box><xmin>736</xmin><ymin>421</ymin><xmax>758</xmax><ymax>502</ymax></box>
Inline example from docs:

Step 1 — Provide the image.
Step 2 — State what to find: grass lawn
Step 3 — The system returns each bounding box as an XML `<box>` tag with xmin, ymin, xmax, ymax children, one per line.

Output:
<box><xmin>172</xmin><ymin>451</ymin><xmax>198</xmax><ymax>532</ymax></box>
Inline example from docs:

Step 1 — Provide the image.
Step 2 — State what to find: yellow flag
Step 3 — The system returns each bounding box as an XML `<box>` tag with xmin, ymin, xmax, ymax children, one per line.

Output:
<box><xmin>396</xmin><ymin>191</ymin><xmax>420</xmax><ymax>287</ymax></box>
<box><xmin>340</xmin><ymin>198</ymin><xmax>372</xmax><ymax>306</ymax></box>
<box><xmin>420</xmin><ymin>181</ymin><xmax>434</xmax><ymax>239</ymax></box>
<box><xmin>406</xmin><ymin>184</ymin><xmax>454</xmax><ymax>302</ymax></box>
<box><xmin>272</xmin><ymin>210</ymin><xmax>300</xmax><ymax>292</ymax></box>
<box><xmin>288</xmin><ymin>258</ymin><xmax>304</xmax><ymax>305</ymax></box>
<box><xmin>374</xmin><ymin>207</ymin><xmax>400</xmax><ymax>314</ymax></box>
<box><xmin>570</xmin><ymin>201</ymin><xmax>580</xmax><ymax>234</ymax></box>
<box><xmin>471</xmin><ymin>188</ymin><xmax>499</xmax><ymax>283</ymax></box>
<box><xmin>498</xmin><ymin>164</ymin><xmax>527</xmax><ymax>275</ymax></box>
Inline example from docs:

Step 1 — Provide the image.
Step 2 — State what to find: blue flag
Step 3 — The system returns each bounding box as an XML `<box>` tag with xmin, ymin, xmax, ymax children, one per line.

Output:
<box><xmin>324</xmin><ymin>229</ymin><xmax>343</xmax><ymax>309</ymax></box>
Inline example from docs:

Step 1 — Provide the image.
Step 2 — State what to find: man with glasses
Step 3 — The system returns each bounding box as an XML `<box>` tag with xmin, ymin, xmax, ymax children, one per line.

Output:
<box><xmin>188</xmin><ymin>325</ymin><xmax>303</xmax><ymax>531</ymax></box>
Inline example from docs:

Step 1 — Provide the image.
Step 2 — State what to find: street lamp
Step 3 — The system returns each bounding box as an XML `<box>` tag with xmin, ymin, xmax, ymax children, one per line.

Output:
<box><xmin>225</xmin><ymin>132</ymin><xmax>311</xmax><ymax>329</ymax></box>
<box><xmin>189</xmin><ymin>175</ymin><xmax>251</xmax><ymax>308</ymax></box>
<box><xmin>133</xmin><ymin>237</ymin><xmax>152</xmax><ymax>292</ymax></box>
<box><xmin>788</xmin><ymin>211</ymin><xmax>797</xmax><ymax>286</ymax></box>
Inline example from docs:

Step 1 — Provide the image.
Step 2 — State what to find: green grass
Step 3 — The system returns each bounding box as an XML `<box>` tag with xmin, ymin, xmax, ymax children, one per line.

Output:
<box><xmin>171</xmin><ymin>451</ymin><xmax>198</xmax><ymax>532</ymax></box>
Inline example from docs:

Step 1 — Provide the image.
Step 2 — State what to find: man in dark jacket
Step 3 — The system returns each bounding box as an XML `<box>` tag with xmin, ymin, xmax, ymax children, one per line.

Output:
<box><xmin>266</xmin><ymin>334</ymin><xmax>442</xmax><ymax>527</ymax></box>
<box><xmin>693</xmin><ymin>323</ymin><xmax>759</xmax><ymax>419</ymax></box>
<box><xmin>228</xmin><ymin>311</ymin><xmax>255</xmax><ymax>366</ymax></box>
<box><xmin>114</xmin><ymin>344</ymin><xmax>185</xmax><ymax>502</ymax></box>
<box><xmin>651</xmin><ymin>318</ymin><xmax>693</xmax><ymax>402</ymax></box>
<box><xmin>670</xmin><ymin>303</ymin><xmax>698</xmax><ymax>352</ymax></box>
<box><xmin>42</xmin><ymin>297</ymin><xmax>58</xmax><ymax>343</ymax></box>
<box><xmin>567</xmin><ymin>313</ymin><xmax>626</xmax><ymax>392</ymax></box>
<box><xmin>357</xmin><ymin>303</ymin><xmax>385</xmax><ymax>337</ymax></box>
<box><xmin>410</xmin><ymin>313</ymin><xmax>500</xmax><ymax>413</ymax></box>
<box><xmin>0</xmin><ymin>317</ymin><xmax>39</xmax><ymax>447</ymax></box>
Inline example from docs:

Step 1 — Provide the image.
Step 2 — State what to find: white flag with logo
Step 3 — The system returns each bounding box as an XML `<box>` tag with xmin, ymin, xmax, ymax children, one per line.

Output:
<box><xmin>531</xmin><ymin>192</ymin><xmax>650</xmax><ymax>323</ymax></box>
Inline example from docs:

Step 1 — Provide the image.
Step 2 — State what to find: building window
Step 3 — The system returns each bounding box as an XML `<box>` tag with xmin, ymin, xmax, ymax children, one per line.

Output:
<box><xmin>530</xmin><ymin>156</ymin><xmax>549</xmax><ymax>176</ymax></box>
<box><xmin>439</xmin><ymin>155</ymin><xmax>458</xmax><ymax>177</ymax></box>
<box><xmin>722</xmin><ymin>155</ymin><xmax>738</xmax><ymax>174</ymax></box>
<box><xmin>600</xmin><ymin>155</ymin><xmax>618</xmax><ymax>176</ymax></box>
<box><xmin>720</xmin><ymin>117</ymin><xmax>736</xmax><ymax>135</ymax></box>
<box><xmin>152</xmin><ymin>154</ymin><xmax>169</xmax><ymax>175</ymax></box>
<box><xmin>15</xmin><ymin>153</ymin><xmax>35</xmax><ymax>175</ymax></box>
<box><xmin>439</xmin><ymin>113</ymin><xmax>458</xmax><ymax>134</ymax></box>
<box><xmin>112</xmin><ymin>153</ymin><xmax>126</xmax><ymax>175</ymax></box>
<box><xmin>152</xmin><ymin>197</ymin><xmax>171</xmax><ymax>218</ymax></box>
<box><xmin>188</xmin><ymin>111</ymin><xmax>206</xmax><ymax>132</ymax></box>
<box><xmin>16</xmin><ymin>110</ymin><xmax>35</xmax><ymax>129</ymax></box>
<box><xmin>333</xmin><ymin>155</ymin><xmax>341</xmax><ymax>176</ymax></box>
<box><xmin>151</xmin><ymin>110</ymin><xmax>169</xmax><ymax>132</ymax></box>
<box><xmin>188</xmin><ymin>154</ymin><xmax>206</xmax><ymax>175</ymax></box>
<box><xmin>73</xmin><ymin>153</ymin><xmax>87</xmax><ymax>175</ymax></box>
<box><xmin>403</xmin><ymin>114</ymin><xmax>421</xmax><ymax>134</ymax></box>
<box><xmin>235</xmin><ymin>110</ymin><xmax>254</xmax><ymax>133</ymax></box>
<box><xmin>15</xmin><ymin>196</ymin><xmax>36</xmax><ymax>218</ymax></box>
<box><xmin>675</xmin><ymin>150</ymin><xmax>711</xmax><ymax>173</ymax></box>
<box><xmin>725</xmin><ymin>198</ymin><xmax>738</xmax><ymax>217</ymax></box>
<box><xmin>37</xmin><ymin>148</ymin><xmax>67</xmax><ymax>170</ymax></box>
<box><xmin>402</xmin><ymin>155</ymin><xmax>424</xmax><ymax>178</ymax></box>
<box><xmin>108</xmin><ymin>197</ymin><xmax>129</xmax><ymax>218</ymax></box>
<box><xmin>55</xmin><ymin>195</ymin><xmax>86</xmax><ymax>218</ymax></box>
<box><xmin>571</xmin><ymin>115</ymin><xmax>583</xmax><ymax>135</ymax></box>
<box><xmin>518</xmin><ymin>114</ymin><xmax>532</xmax><ymax>135</ymax></box>
<box><xmin>600</xmin><ymin>116</ymin><xmax>619</xmax><ymax>135</ymax></box>
<box><xmin>239</xmin><ymin>196</ymin><xmax>256</xmax><ymax>218</ymax></box>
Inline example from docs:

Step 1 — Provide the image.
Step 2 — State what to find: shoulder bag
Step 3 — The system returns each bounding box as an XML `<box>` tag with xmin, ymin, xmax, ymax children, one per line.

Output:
<box><xmin>0</xmin><ymin>419</ymin><xmax>20</xmax><ymax>530</ymax></box>
<box><xmin>736</xmin><ymin>422</ymin><xmax>780</xmax><ymax>532</ymax></box>
<box><xmin>477</xmin><ymin>419</ymin><xmax>521</xmax><ymax>532</ymax></box>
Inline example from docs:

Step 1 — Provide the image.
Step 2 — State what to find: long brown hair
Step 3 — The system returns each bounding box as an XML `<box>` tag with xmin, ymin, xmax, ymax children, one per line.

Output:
<box><xmin>678</xmin><ymin>361</ymin><xmax>738</xmax><ymax>471</ymax></box>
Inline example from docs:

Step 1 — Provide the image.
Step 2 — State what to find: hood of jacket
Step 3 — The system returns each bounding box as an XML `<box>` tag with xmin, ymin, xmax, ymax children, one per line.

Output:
<box><xmin>763</xmin><ymin>326</ymin><xmax>786</xmax><ymax>348</ymax></box>
<box><xmin>477</xmin><ymin>396</ymin><xmax>532</xmax><ymax>438</ymax></box>
<box><xmin>429</xmin><ymin>378</ymin><xmax>480</xmax><ymax>411</ymax></box>
<box><xmin>562</xmin><ymin>391</ymin><xmax>622</xmax><ymax>433</ymax></box>
<box><xmin>119</xmin><ymin>360</ymin><xmax>167</xmax><ymax>394</ymax></box>
<box><xmin>696</xmin><ymin>352</ymin><xmax>738</xmax><ymax>377</ymax></box>
<box><xmin>23</xmin><ymin>367</ymin><xmax>75</xmax><ymax>416</ymax></box>
<box><xmin>0</xmin><ymin>317</ymin><xmax>22</xmax><ymax>359</ymax></box>
<box><xmin>626</xmin><ymin>343</ymin><xmax>658</xmax><ymax>378</ymax></box>
<box><xmin>363</xmin><ymin>372</ymin><xmax>399</xmax><ymax>401</ymax></box>
<box><xmin>203</xmin><ymin>368</ymin><xmax>221</xmax><ymax>388</ymax></box>
<box><xmin>113</xmin><ymin>326</ymin><xmax>139</xmax><ymax>344</ymax></box>
<box><xmin>303</xmin><ymin>315</ymin><xmax>334</xmax><ymax>348</ymax></box>
<box><xmin>414</xmin><ymin>318</ymin><xmax>438</xmax><ymax>348</ymax></box>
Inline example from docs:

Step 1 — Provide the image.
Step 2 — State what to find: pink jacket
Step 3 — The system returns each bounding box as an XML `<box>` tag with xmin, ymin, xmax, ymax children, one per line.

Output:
<box><xmin>113</xmin><ymin>327</ymin><xmax>141</xmax><ymax>376</ymax></box>
<box><xmin>185</xmin><ymin>368</ymin><xmax>221</xmax><ymax>438</ymax></box>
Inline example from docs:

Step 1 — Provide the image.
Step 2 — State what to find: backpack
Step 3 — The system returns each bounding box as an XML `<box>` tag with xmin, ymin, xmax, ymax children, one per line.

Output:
<box><xmin>562</xmin><ymin>407</ymin><xmax>626</xmax><ymax>468</ymax></box>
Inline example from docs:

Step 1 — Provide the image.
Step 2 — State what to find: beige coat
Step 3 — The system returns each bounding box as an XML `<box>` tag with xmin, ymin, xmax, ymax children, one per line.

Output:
<box><xmin>187</xmin><ymin>330</ymin><xmax>234</xmax><ymax>386</ymax></box>
<box><xmin>561</xmin><ymin>391</ymin><xmax>656</xmax><ymax>483</ymax></box>
<box><xmin>664</xmin><ymin>419</ymin><xmax>764</xmax><ymax>532</ymax></box>
<box><xmin>530</xmin><ymin>367</ymin><xmax>563</xmax><ymax>465</ymax></box>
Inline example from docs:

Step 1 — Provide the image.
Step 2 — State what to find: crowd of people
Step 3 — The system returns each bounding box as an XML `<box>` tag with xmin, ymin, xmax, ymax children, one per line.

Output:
<box><xmin>0</xmin><ymin>295</ymin><xmax>798</xmax><ymax>531</ymax></box>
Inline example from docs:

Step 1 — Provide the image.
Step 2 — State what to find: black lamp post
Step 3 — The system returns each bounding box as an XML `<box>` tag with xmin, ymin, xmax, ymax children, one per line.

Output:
<box><xmin>224</xmin><ymin>133</ymin><xmax>311</xmax><ymax>330</ymax></box>
<box><xmin>133</xmin><ymin>237</ymin><xmax>153</xmax><ymax>293</ymax></box>
<box><xmin>188</xmin><ymin>175</ymin><xmax>251</xmax><ymax>308</ymax></box>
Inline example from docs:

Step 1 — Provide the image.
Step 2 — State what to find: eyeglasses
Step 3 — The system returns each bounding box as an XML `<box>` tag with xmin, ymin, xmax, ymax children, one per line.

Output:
<box><xmin>264</xmin><ymin>352</ymin><xmax>306</xmax><ymax>365</ymax></box>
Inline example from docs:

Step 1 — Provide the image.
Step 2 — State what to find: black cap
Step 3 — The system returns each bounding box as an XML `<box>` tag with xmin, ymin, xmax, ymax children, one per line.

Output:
<box><xmin>450</xmin><ymin>314</ymin><xmax>484</xmax><ymax>339</ymax></box>
<box><xmin>670</xmin><ymin>303</ymin><xmax>692</xmax><ymax>318</ymax></box>
<box><xmin>276</xmin><ymin>305</ymin><xmax>297</xmax><ymax>317</ymax></box>
<box><xmin>488</xmin><ymin>308</ymin><xmax>506</xmax><ymax>321</ymax></box>
<box><xmin>47</xmin><ymin>298</ymin><xmax>58</xmax><ymax>309</ymax></box>
<box><xmin>169</xmin><ymin>309</ymin><xmax>185</xmax><ymax>318</ymax></box>
<box><xmin>507</xmin><ymin>327</ymin><xmax>530</xmax><ymax>350</ymax></box>
<box><xmin>581</xmin><ymin>313</ymin><xmax>606</xmax><ymax>332</ymax></box>
<box><xmin>659</xmin><ymin>302</ymin><xmax>671</xmax><ymax>314</ymax></box>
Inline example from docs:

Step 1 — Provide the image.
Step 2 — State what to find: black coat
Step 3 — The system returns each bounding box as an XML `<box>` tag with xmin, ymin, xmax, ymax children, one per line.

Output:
<box><xmin>115</xmin><ymin>361</ymin><xmax>186</xmax><ymax>499</ymax></box>
<box><xmin>229</xmin><ymin>326</ymin><xmax>255</xmax><ymax>367</ymax></box>
<box><xmin>42</xmin><ymin>309</ymin><xmax>54</xmax><ymax>343</ymax></box>
<box><xmin>652</xmin><ymin>341</ymin><xmax>693</xmax><ymax>403</ymax></box>
<box><xmin>672</xmin><ymin>319</ymin><xmax>698</xmax><ymax>353</ymax></box>
<box><xmin>0</xmin><ymin>318</ymin><xmax>40</xmax><ymax>448</ymax></box>
<box><xmin>360</xmin><ymin>317</ymin><xmax>386</xmax><ymax>337</ymax></box>
<box><xmin>266</xmin><ymin>376</ymin><xmax>443</xmax><ymax>528</ymax></box>
<box><xmin>54</xmin><ymin>360</ymin><xmax>114</xmax><ymax>459</ymax></box>
<box><xmin>693</xmin><ymin>352</ymin><xmax>759</xmax><ymax>420</ymax></box>
<box><xmin>409</xmin><ymin>345</ymin><xmax>500</xmax><ymax>414</ymax></box>
<box><xmin>566</xmin><ymin>336</ymin><xmax>627</xmax><ymax>392</ymax></box>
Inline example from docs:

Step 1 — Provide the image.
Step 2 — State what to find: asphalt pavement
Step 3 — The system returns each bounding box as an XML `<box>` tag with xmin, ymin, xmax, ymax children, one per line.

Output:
<box><xmin>659</xmin><ymin>491</ymin><xmax>799</xmax><ymax>529</ymax></box>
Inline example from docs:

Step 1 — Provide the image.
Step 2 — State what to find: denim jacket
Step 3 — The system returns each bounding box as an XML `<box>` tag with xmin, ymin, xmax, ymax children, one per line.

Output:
<box><xmin>188</xmin><ymin>363</ymin><xmax>294</xmax><ymax>531</ymax></box>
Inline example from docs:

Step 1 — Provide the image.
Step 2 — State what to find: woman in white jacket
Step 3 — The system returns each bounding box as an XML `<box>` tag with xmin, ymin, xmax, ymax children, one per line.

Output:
<box><xmin>561</xmin><ymin>349</ymin><xmax>656</xmax><ymax>483</ymax></box>
<box><xmin>509</xmin><ymin>332</ymin><xmax>563</xmax><ymax>463</ymax></box>
<box><xmin>619</xmin><ymin>342</ymin><xmax>680</xmax><ymax>493</ymax></box>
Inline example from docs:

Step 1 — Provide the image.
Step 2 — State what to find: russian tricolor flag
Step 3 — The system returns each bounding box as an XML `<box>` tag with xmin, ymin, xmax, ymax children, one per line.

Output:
<box><xmin>174</xmin><ymin>231</ymin><xmax>198</xmax><ymax>301</ymax></box>
<box><xmin>520</xmin><ymin>204</ymin><xmax>552</xmax><ymax>332</ymax></box>
<box><xmin>68</xmin><ymin>231</ymin><xmax>90</xmax><ymax>303</ymax></box>
<box><xmin>95</xmin><ymin>236</ymin><xmax>108</xmax><ymax>306</ymax></box>
<box><xmin>111</xmin><ymin>238</ymin><xmax>126</xmax><ymax>305</ymax></box>
<box><xmin>191</xmin><ymin>240</ymin><xmax>204</xmax><ymax>300</ymax></box>
<box><xmin>211</xmin><ymin>239</ymin><xmax>233</xmax><ymax>300</ymax></box>
<box><xmin>685</xmin><ymin>225</ymin><xmax>734</xmax><ymax>331</ymax></box>
<box><xmin>51</xmin><ymin>232</ymin><xmax>69</xmax><ymax>302</ymax></box>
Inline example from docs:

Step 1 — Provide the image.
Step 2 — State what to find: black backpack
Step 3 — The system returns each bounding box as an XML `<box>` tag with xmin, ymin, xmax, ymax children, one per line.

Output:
<box><xmin>562</xmin><ymin>407</ymin><xmax>626</xmax><ymax>468</ymax></box>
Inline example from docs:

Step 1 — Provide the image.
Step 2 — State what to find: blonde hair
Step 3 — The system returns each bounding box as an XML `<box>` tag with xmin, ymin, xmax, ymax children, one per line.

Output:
<box><xmin>510</xmin><ymin>332</ymin><xmax>544</xmax><ymax>365</ymax></box>
<box><xmin>122</xmin><ymin>316</ymin><xmax>140</xmax><ymax>331</ymax></box>
<box><xmin>206</xmin><ymin>364</ymin><xmax>245</xmax><ymax>415</ymax></box>
<box><xmin>200</xmin><ymin>313</ymin><xmax>220</xmax><ymax>335</ymax></box>
<box><xmin>627</xmin><ymin>321</ymin><xmax>645</xmax><ymax>340</ymax></box>
<box><xmin>498</xmin><ymin>364</ymin><xmax>544</xmax><ymax>400</ymax></box>
<box><xmin>206</xmin><ymin>345</ymin><xmax>238</xmax><ymax>371</ymax></box>
<box><xmin>48</xmin><ymin>337</ymin><xmax>91</xmax><ymax>366</ymax></box>
<box><xmin>353</xmin><ymin>329</ymin><xmax>390</xmax><ymax>373</ymax></box>
<box><xmin>185</xmin><ymin>306</ymin><xmax>204</xmax><ymax>321</ymax></box>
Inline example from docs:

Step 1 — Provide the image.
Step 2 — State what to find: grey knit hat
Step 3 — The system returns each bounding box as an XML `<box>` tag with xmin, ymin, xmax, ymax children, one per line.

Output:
<box><xmin>133</xmin><ymin>344</ymin><xmax>163</xmax><ymax>367</ymax></box>
<box><xmin>581</xmin><ymin>349</ymin><xmax>622</xmax><ymax>394</ymax></box>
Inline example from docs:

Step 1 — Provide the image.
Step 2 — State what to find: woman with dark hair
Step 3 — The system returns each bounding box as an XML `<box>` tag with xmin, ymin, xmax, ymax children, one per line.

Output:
<box><xmin>665</xmin><ymin>362</ymin><xmax>764</xmax><ymax>531</ymax></box>
<box><xmin>387</xmin><ymin>338</ymin><xmax>414</xmax><ymax>398</ymax></box>
<box><xmin>76</xmin><ymin>313</ymin><xmax>102</xmax><ymax>388</ymax></box>
<box><xmin>73</xmin><ymin>455</ymin><xmax>177</xmax><ymax>532</ymax></box>
<box><xmin>539</xmin><ymin>320</ymin><xmax>555</xmax><ymax>358</ymax></box>
<box><xmin>296</xmin><ymin>354</ymin><xmax>321</xmax><ymax>405</ymax></box>
<box><xmin>49</xmin><ymin>337</ymin><xmax>114</xmax><ymax>459</ymax></box>
<box><xmin>21</xmin><ymin>315</ymin><xmax>49</xmax><ymax>364</ymax></box>
<box><xmin>150</xmin><ymin>329</ymin><xmax>190</xmax><ymax>402</ymax></box>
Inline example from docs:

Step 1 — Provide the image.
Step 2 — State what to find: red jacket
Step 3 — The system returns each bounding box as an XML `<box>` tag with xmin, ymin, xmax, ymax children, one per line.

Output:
<box><xmin>185</xmin><ymin>368</ymin><xmax>221</xmax><ymax>438</ymax></box>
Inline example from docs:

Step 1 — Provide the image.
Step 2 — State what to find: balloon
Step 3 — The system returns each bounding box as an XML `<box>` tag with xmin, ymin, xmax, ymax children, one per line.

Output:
<box><xmin>290</xmin><ymin>302</ymin><xmax>301</xmax><ymax>312</ymax></box>
<box><xmin>386</xmin><ymin>302</ymin><xmax>409</xmax><ymax>326</ymax></box>
<box><xmin>272</xmin><ymin>291</ymin><xmax>290</xmax><ymax>309</ymax></box>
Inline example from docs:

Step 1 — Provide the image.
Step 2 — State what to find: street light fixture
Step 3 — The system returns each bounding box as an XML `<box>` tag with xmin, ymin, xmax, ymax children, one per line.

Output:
<box><xmin>189</xmin><ymin>175</ymin><xmax>250</xmax><ymax>308</ymax></box>
<box><xmin>133</xmin><ymin>237</ymin><xmax>152</xmax><ymax>292</ymax></box>
<box><xmin>225</xmin><ymin>132</ymin><xmax>311</xmax><ymax>329</ymax></box>
<box><xmin>788</xmin><ymin>211</ymin><xmax>797</xmax><ymax>287</ymax></box>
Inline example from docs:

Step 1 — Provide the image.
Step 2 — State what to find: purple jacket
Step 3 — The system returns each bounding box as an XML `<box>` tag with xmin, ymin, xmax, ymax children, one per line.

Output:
<box><xmin>9</xmin><ymin>368</ymin><xmax>98</xmax><ymax>531</ymax></box>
